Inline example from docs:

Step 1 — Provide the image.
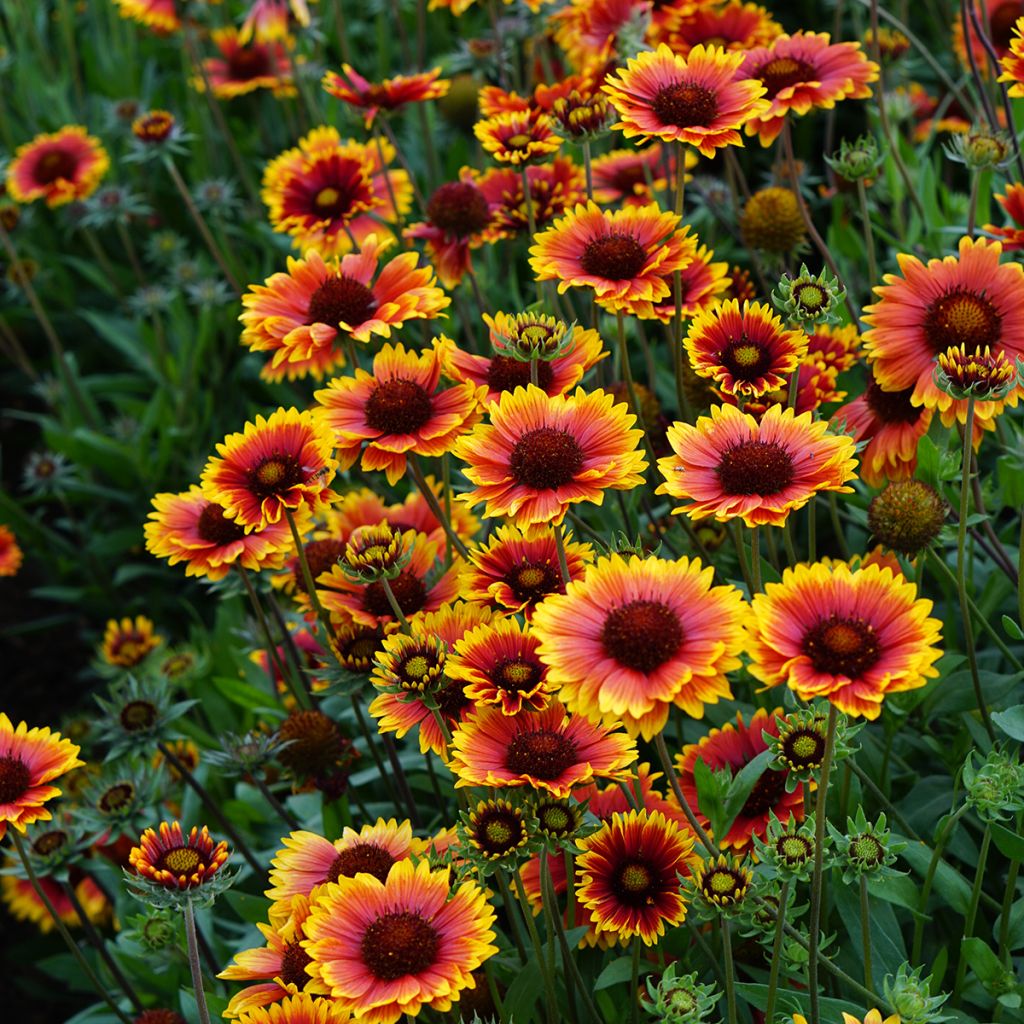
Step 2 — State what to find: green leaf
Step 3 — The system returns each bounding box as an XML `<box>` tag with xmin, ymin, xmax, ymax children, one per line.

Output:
<box><xmin>503</xmin><ymin>960</ymin><xmax>542</xmax><ymax>1024</ymax></box>
<box><xmin>962</xmin><ymin>937</ymin><xmax>1005</xmax><ymax>985</ymax></box>
<box><xmin>223</xmin><ymin>890</ymin><xmax>270</xmax><ymax>926</ymax></box>
<box><xmin>992</xmin><ymin>823</ymin><xmax>1024</xmax><ymax>861</ymax></box>
<box><xmin>867</xmin><ymin>873</ymin><xmax>927</xmax><ymax>915</ymax></box>
<box><xmin>901</xmin><ymin>842</ymin><xmax>972</xmax><ymax>915</ymax></box>
<box><xmin>720</xmin><ymin>749</ymin><xmax>774</xmax><ymax>840</ymax></box>
<box><xmin>993</xmin><ymin>706</ymin><xmax>1024</xmax><ymax>742</ymax></box>
<box><xmin>737</xmin><ymin>983</ymin><xmax>858</xmax><ymax>1020</ymax></box>
<box><xmin>692</xmin><ymin>757</ymin><xmax>726</xmax><ymax>841</ymax></box>
<box><xmin>1002</xmin><ymin>616</ymin><xmax>1024</xmax><ymax>641</ymax></box>
<box><xmin>210</xmin><ymin>675</ymin><xmax>279</xmax><ymax>712</ymax></box>
<box><xmin>595</xmin><ymin>955</ymin><xmax>643</xmax><ymax>991</ymax></box>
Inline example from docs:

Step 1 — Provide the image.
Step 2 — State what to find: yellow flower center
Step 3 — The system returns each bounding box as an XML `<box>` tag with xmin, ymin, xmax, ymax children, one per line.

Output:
<box><xmin>162</xmin><ymin>846</ymin><xmax>201</xmax><ymax>874</ymax></box>
<box><xmin>730</xmin><ymin>343</ymin><xmax>762</xmax><ymax>367</ymax></box>
<box><xmin>315</xmin><ymin>187</ymin><xmax>341</xmax><ymax>208</ymax></box>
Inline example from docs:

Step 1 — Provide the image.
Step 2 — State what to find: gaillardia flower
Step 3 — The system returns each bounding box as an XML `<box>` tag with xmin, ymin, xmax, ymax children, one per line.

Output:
<box><xmin>620</xmin><ymin>243</ymin><xmax>731</xmax><ymax>323</ymax></box>
<box><xmin>999</xmin><ymin>14</ymin><xmax>1024</xmax><ymax>93</ymax></box>
<box><xmin>230</xmin><ymin>993</ymin><xmax>354</xmax><ymax>1024</ymax></box>
<box><xmin>454</xmin><ymin>385</ymin><xmax>647</xmax><ymax>528</ymax></box>
<box><xmin>145</xmin><ymin>486</ymin><xmax>299</xmax><ymax>580</ymax></box>
<box><xmin>302</xmin><ymin>858</ymin><xmax>497</xmax><ymax>1024</ymax></box>
<box><xmin>862</xmin><ymin>236</ymin><xmax>1024</xmax><ymax>427</ymax></box>
<box><xmin>448</xmin><ymin>703</ymin><xmax>637</xmax><ymax>797</ymax></box>
<box><xmin>197</xmin><ymin>28</ymin><xmax>294</xmax><ymax>100</ymax></box>
<box><xmin>111</xmin><ymin>0</ymin><xmax>179</xmax><ymax>33</ymax></box>
<box><xmin>531</xmin><ymin>553</ymin><xmax>746</xmax><ymax>739</ymax></box>
<box><xmin>102</xmin><ymin>615</ymin><xmax>162</xmax><ymax>667</ymax></box>
<box><xmin>674</xmin><ymin>708</ymin><xmax>802</xmax><ymax>851</ymax></box>
<box><xmin>7</xmin><ymin>126</ymin><xmax>109</xmax><ymax>207</ymax></box>
<box><xmin>322</xmin><ymin>65</ymin><xmax>449</xmax><ymax>127</ymax></box>
<box><xmin>657</xmin><ymin>403</ymin><xmax>858</xmax><ymax>527</ymax></box>
<box><xmin>660</xmin><ymin>2</ymin><xmax>783</xmax><ymax>56</ymax></box>
<box><xmin>746</xmin><ymin>561</ymin><xmax>943</xmax><ymax>719</ymax></box>
<box><xmin>684</xmin><ymin>299</ymin><xmax>807</xmax><ymax>397</ymax></box>
<box><xmin>474</xmin><ymin>110</ymin><xmax>563</xmax><ymax>166</ymax></box>
<box><xmin>266</xmin><ymin>820</ymin><xmax>418</xmax><ymax>903</ymax></box>
<box><xmin>0</xmin><ymin>715</ymin><xmax>82</xmax><ymax>839</ymax></box>
<box><xmin>0</xmin><ymin>525</ymin><xmax>24</xmax><ymax>577</ymax></box>
<box><xmin>240</xmin><ymin>238</ymin><xmax>450</xmax><ymax>382</ymax></box>
<box><xmin>129</xmin><ymin>821</ymin><xmax>229</xmax><ymax>890</ymax></box>
<box><xmin>577</xmin><ymin>810</ymin><xmax>695</xmax><ymax>945</ymax></box>
<box><xmin>984</xmin><ymin>182</ymin><xmax>1024</xmax><ymax>249</ymax></box>
<box><xmin>475</xmin><ymin>157</ymin><xmax>585</xmax><ymax>239</ymax></box>
<box><xmin>314</xmin><ymin>341</ymin><xmax>483</xmax><ymax>485</ymax></box>
<box><xmin>602</xmin><ymin>44</ymin><xmax>768</xmax><ymax>157</ymax></box>
<box><xmin>739</xmin><ymin>32</ymin><xmax>879</xmax><ymax>145</ymax></box>
<box><xmin>529</xmin><ymin>202</ymin><xmax>695</xmax><ymax>306</ymax></box>
<box><xmin>201</xmin><ymin>408</ymin><xmax>339</xmax><ymax>532</ymax></box>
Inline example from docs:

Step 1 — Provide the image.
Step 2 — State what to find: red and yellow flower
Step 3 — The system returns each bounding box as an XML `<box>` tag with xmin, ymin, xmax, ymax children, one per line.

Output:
<box><xmin>1</xmin><ymin>872</ymin><xmax>108</xmax><ymax>933</ymax></box>
<box><xmin>454</xmin><ymin>385</ymin><xmax>647</xmax><ymax>528</ymax></box>
<box><xmin>474</xmin><ymin>110</ymin><xmax>563</xmax><ymax>166</ymax></box>
<box><xmin>448</xmin><ymin>703</ymin><xmax>637</xmax><ymax>797</ymax></box>
<box><xmin>984</xmin><ymin>182</ymin><xmax>1024</xmax><ymax>249</ymax></box>
<box><xmin>959</xmin><ymin>0</ymin><xmax>1024</xmax><ymax>72</ymax></box>
<box><xmin>747</xmin><ymin>561</ymin><xmax>943</xmax><ymax>719</ymax></box>
<box><xmin>111</xmin><ymin>0</ymin><xmax>179</xmax><ymax>33</ymax></box>
<box><xmin>684</xmin><ymin>300</ymin><xmax>807</xmax><ymax>398</ymax></box>
<box><xmin>529</xmin><ymin>202</ymin><xmax>695</xmax><ymax>306</ymax></box>
<box><xmin>7</xmin><ymin>126</ymin><xmax>109</xmax><ymax>207</ymax></box>
<box><xmin>461</xmin><ymin>524</ymin><xmax>594</xmax><ymax>617</ymax></box>
<box><xmin>129</xmin><ymin>821</ymin><xmax>230</xmax><ymax>890</ymax></box>
<box><xmin>675</xmin><ymin>708</ymin><xmax>803</xmax><ymax>851</ymax></box>
<box><xmin>658</xmin><ymin>2</ymin><xmax>782</xmax><ymax>56</ymax></box>
<box><xmin>739</xmin><ymin>32</ymin><xmax>879</xmax><ymax>146</ymax></box>
<box><xmin>197</xmin><ymin>28</ymin><xmax>294</xmax><ymax>100</ymax></box>
<box><xmin>145</xmin><ymin>486</ymin><xmax>299</xmax><ymax>580</ymax></box>
<box><xmin>475</xmin><ymin>157</ymin><xmax>585</xmax><ymax>239</ymax></box>
<box><xmin>263</xmin><ymin>128</ymin><xmax>412</xmax><ymax>256</ymax></box>
<box><xmin>314</xmin><ymin>341</ymin><xmax>483</xmax><ymax>486</ymax></box>
<box><xmin>862</xmin><ymin>235</ymin><xmax>1024</xmax><ymax>428</ymax></box>
<box><xmin>0</xmin><ymin>715</ymin><xmax>82</xmax><ymax>840</ymax></box>
<box><xmin>230</xmin><ymin>993</ymin><xmax>355</xmax><ymax>1024</ymax></box>
<box><xmin>577</xmin><ymin>810</ymin><xmax>695</xmax><ymax>945</ymax></box>
<box><xmin>531</xmin><ymin>553</ymin><xmax>746</xmax><ymax>739</ymax></box>
<box><xmin>266</xmin><ymin>820</ymin><xmax>419</xmax><ymax>904</ymax></box>
<box><xmin>657</xmin><ymin>403</ymin><xmax>858</xmax><ymax>527</ymax></box>
<box><xmin>240</xmin><ymin>238</ymin><xmax>450</xmax><ymax>382</ymax></box>
<box><xmin>201</xmin><ymin>408</ymin><xmax>339</xmax><ymax>532</ymax></box>
<box><xmin>999</xmin><ymin>14</ymin><xmax>1024</xmax><ymax>91</ymax></box>
<box><xmin>618</xmin><ymin>243</ymin><xmax>730</xmax><ymax>323</ymax></box>
<box><xmin>0</xmin><ymin>525</ymin><xmax>23</xmax><ymax>577</ymax></box>
<box><xmin>602</xmin><ymin>44</ymin><xmax>769</xmax><ymax>156</ymax></box>
<box><xmin>101</xmin><ymin>615</ymin><xmax>162</xmax><ymax>667</ymax></box>
<box><xmin>590</xmin><ymin>144</ymin><xmax>691</xmax><ymax>208</ymax></box>
<box><xmin>302</xmin><ymin>858</ymin><xmax>497</xmax><ymax>1024</ymax></box>
<box><xmin>322</xmin><ymin>65</ymin><xmax>449</xmax><ymax>126</ymax></box>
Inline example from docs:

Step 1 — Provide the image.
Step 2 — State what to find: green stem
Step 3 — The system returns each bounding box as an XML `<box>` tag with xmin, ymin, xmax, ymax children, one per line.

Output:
<box><xmin>911</xmin><ymin>802</ymin><xmax>970</xmax><ymax>962</ymax></box>
<box><xmin>673</xmin><ymin>143</ymin><xmax>690</xmax><ymax>422</ymax></box>
<box><xmin>184</xmin><ymin>900</ymin><xmax>213</xmax><ymax>1024</ymax></box>
<box><xmin>856</xmin><ymin>178</ymin><xmax>878</xmax><ymax>287</ymax></box>
<box><xmin>750</xmin><ymin>526</ymin><xmax>762</xmax><ymax>595</ymax></box>
<box><xmin>653</xmin><ymin>733</ymin><xmax>716</xmax><ymax>854</ymax></box>
<box><xmin>408</xmin><ymin>454</ymin><xmax>471</xmax><ymax>559</ymax></box>
<box><xmin>956</xmin><ymin>400</ymin><xmax>996</xmax><ymax>741</ymax></box>
<box><xmin>952</xmin><ymin>824</ymin><xmax>992</xmax><ymax>1003</ymax></box>
<box><xmin>582</xmin><ymin>141</ymin><xmax>594</xmax><ymax>200</ymax></box>
<box><xmin>721</xmin><ymin>918</ymin><xmax>738</xmax><ymax>1024</ymax></box>
<box><xmin>966</xmin><ymin>172</ymin><xmax>981</xmax><ymax>239</ymax></box>
<box><xmin>285</xmin><ymin>508</ymin><xmax>333</xmax><ymax>634</ymax></box>
<box><xmin>9</xmin><ymin>832</ymin><xmax>133</xmax><ymax>1024</ymax></box>
<box><xmin>513</xmin><ymin>869</ymin><xmax>558</xmax><ymax>1024</ymax></box>
<box><xmin>496</xmin><ymin>866</ymin><xmax>530</xmax><ymax>964</ymax></box>
<box><xmin>381</xmin><ymin>576</ymin><xmax>412</xmax><ymax>633</ymax></box>
<box><xmin>729</xmin><ymin>522</ymin><xmax>755</xmax><ymax>594</ymax></box>
<box><xmin>764</xmin><ymin>880</ymin><xmax>790</xmax><ymax>1024</ymax></box>
<box><xmin>808</xmin><ymin>704</ymin><xmax>839</xmax><ymax>1024</ymax></box>
<box><xmin>859</xmin><ymin>874</ymin><xmax>873</xmax><ymax>991</ymax></box>
<box><xmin>999</xmin><ymin>832</ymin><xmax>1022</xmax><ymax>965</ymax></box>
<box><xmin>807</xmin><ymin>497</ymin><xmax>817</xmax><ymax>563</ymax></box>
<box><xmin>630</xmin><ymin>938</ymin><xmax>642</xmax><ymax>1024</ymax></box>
<box><xmin>553</xmin><ymin>523</ymin><xmax>572</xmax><ymax>586</ymax></box>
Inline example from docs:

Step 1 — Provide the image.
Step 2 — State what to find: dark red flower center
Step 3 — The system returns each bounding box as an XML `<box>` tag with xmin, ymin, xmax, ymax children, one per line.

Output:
<box><xmin>506</xmin><ymin>558</ymin><xmax>562</xmax><ymax>603</ymax></box>
<box><xmin>99</xmin><ymin>782</ymin><xmax>135</xmax><ymax>813</ymax></box>
<box><xmin>435</xmin><ymin>679</ymin><xmax>471</xmax><ymax>722</ymax></box>
<box><xmin>506</xmin><ymin>729</ymin><xmax>578</xmax><ymax>780</ymax></box>
<box><xmin>247</xmin><ymin>454</ymin><xmax>305</xmax><ymax>500</ymax></box>
<box><xmin>865</xmin><ymin>379</ymin><xmax>922</xmax><ymax>425</ymax></box>
<box><xmin>361</xmin><ymin>911</ymin><xmax>439</xmax><ymax>980</ymax></box>
<box><xmin>365</xmin><ymin>379</ymin><xmax>433</xmax><ymax>436</ymax></box>
<box><xmin>802</xmin><ymin>614</ymin><xmax>881</xmax><ymax>677</ymax></box>
<box><xmin>307</xmin><ymin>274</ymin><xmax>378</xmax><ymax>328</ymax></box>
<box><xmin>580</xmin><ymin>233</ymin><xmax>647</xmax><ymax>280</ymax></box>
<box><xmin>363</xmin><ymin>570</ymin><xmax>428</xmax><ymax>618</ymax></box>
<box><xmin>509</xmin><ymin>427</ymin><xmax>584</xmax><ymax>490</ymax></box>
<box><xmin>718</xmin><ymin>335</ymin><xmax>773</xmax><ymax>381</ymax></box>
<box><xmin>295</xmin><ymin>538</ymin><xmax>346</xmax><ymax>592</ymax></box>
<box><xmin>717</xmin><ymin>441</ymin><xmax>795</xmax><ymax>496</ymax></box>
<box><xmin>120</xmin><ymin>700</ymin><xmax>158</xmax><ymax>731</ymax></box>
<box><xmin>197</xmin><ymin>503</ymin><xmax>247</xmax><ymax>546</ymax></box>
<box><xmin>159</xmin><ymin>845</ymin><xmax>202</xmax><ymax>875</ymax></box>
<box><xmin>781</xmin><ymin>727</ymin><xmax>826</xmax><ymax>770</ymax></box>
<box><xmin>923</xmin><ymin>288</ymin><xmax>1002</xmax><ymax>354</ymax></box>
<box><xmin>990</xmin><ymin>1</ymin><xmax>1024</xmax><ymax>52</ymax></box>
<box><xmin>34</xmin><ymin>148</ymin><xmax>78</xmax><ymax>184</ymax></box>
<box><xmin>492</xmin><ymin>656</ymin><xmax>543</xmax><ymax>692</ymax></box>
<box><xmin>607</xmin><ymin>162</ymin><xmax>649</xmax><ymax>196</ymax></box>
<box><xmin>613</xmin><ymin>859</ymin><xmax>658</xmax><ymax>905</ymax></box>
<box><xmin>327</xmin><ymin>841</ymin><xmax>396</xmax><ymax>884</ymax></box>
<box><xmin>33</xmin><ymin>830</ymin><xmax>68</xmax><ymax>856</ymax></box>
<box><xmin>227</xmin><ymin>45</ymin><xmax>272</xmax><ymax>81</ymax></box>
<box><xmin>601</xmin><ymin>599</ymin><xmax>684</xmax><ymax>673</ymax></box>
<box><xmin>486</xmin><ymin>355</ymin><xmax>554</xmax><ymax>394</ymax></box>
<box><xmin>472</xmin><ymin>806</ymin><xmax>526</xmax><ymax>855</ymax></box>
<box><xmin>0</xmin><ymin>756</ymin><xmax>31</xmax><ymax>805</ymax></box>
<box><xmin>652</xmin><ymin>81</ymin><xmax>719</xmax><ymax>128</ymax></box>
<box><xmin>278</xmin><ymin>941</ymin><xmax>313</xmax><ymax>989</ymax></box>
<box><xmin>740</xmin><ymin>767</ymin><xmax>787</xmax><ymax>818</ymax></box>
<box><xmin>756</xmin><ymin>56</ymin><xmax>815</xmax><ymax>98</ymax></box>
<box><xmin>426</xmin><ymin>181</ymin><xmax>491</xmax><ymax>237</ymax></box>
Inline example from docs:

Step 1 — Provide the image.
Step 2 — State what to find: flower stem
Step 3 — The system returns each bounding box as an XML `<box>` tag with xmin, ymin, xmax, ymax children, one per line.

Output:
<box><xmin>956</xmin><ymin>399</ymin><xmax>997</xmax><ymax>741</ymax></box>
<box><xmin>408</xmin><ymin>454</ymin><xmax>471</xmax><ymax>559</ymax></box>
<box><xmin>764</xmin><ymin>880</ymin><xmax>790</xmax><ymax>1024</ymax></box>
<box><xmin>859</xmin><ymin>874</ymin><xmax>873</xmax><ymax>991</ymax></box>
<box><xmin>284</xmin><ymin>508</ymin><xmax>334</xmax><ymax>636</ymax></box>
<box><xmin>672</xmin><ymin>142</ymin><xmax>690</xmax><ymax>422</ymax></box>
<box><xmin>750</xmin><ymin>526</ymin><xmax>762</xmax><ymax>595</ymax></box>
<box><xmin>952</xmin><ymin>824</ymin><xmax>993</xmax><ymax>1003</ymax></box>
<box><xmin>253</xmin><ymin>771</ymin><xmax>301</xmax><ymax>830</ymax></box>
<box><xmin>653</xmin><ymin>732</ymin><xmax>716</xmax><ymax>854</ymax></box>
<box><xmin>630</xmin><ymin>937</ymin><xmax>642</xmax><ymax>1024</ymax></box>
<box><xmin>582</xmin><ymin>141</ymin><xmax>594</xmax><ymax>200</ymax></box>
<box><xmin>9</xmin><ymin>832</ymin><xmax>133</xmax><ymax>1024</ymax></box>
<box><xmin>380</xmin><ymin>576</ymin><xmax>412</xmax><ymax>633</ymax></box>
<box><xmin>855</xmin><ymin>179</ymin><xmax>878</xmax><ymax>287</ymax></box>
<box><xmin>807</xmin><ymin>703</ymin><xmax>838</xmax><ymax>1024</ymax></box>
<box><xmin>721</xmin><ymin>918</ymin><xmax>738</xmax><ymax>1024</ymax></box>
<box><xmin>911</xmin><ymin>802</ymin><xmax>969</xmax><ymax>962</ymax></box>
<box><xmin>184</xmin><ymin>900</ymin><xmax>213</xmax><ymax>1024</ymax></box>
<box><xmin>554</xmin><ymin>522</ymin><xmax>572</xmax><ymax>586</ymax></box>
<box><xmin>513</xmin><ymin>868</ymin><xmax>558</xmax><ymax>1024</ymax></box>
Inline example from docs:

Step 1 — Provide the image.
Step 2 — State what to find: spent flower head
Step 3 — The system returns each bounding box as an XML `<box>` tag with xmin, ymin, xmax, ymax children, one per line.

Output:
<box><xmin>826</xmin><ymin>134</ymin><xmax>883</xmax><ymax>182</ymax></box>
<box><xmin>766</xmin><ymin>703</ymin><xmax>862</xmax><ymax>791</ymax></box>
<box><xmin>203</xmin><ymin>729</ymin><xmax>284</xmax><ymax>778</ymax></box>
<box><xmin>944</xmin><ymin>125</ymin><xmax>1015</xmax><ymax>171</ymax></box>
<box><xmin>185</xmin><ymin>277</ymin><xmax>235</xmax><ymax>308</ymax></box>
<box><xmin>772</xmin><ymin>264</ymin><xmax>845</xmax><ymax>326</ymax></box>
<box><xmin>868</xmin><ymin>480</ymin><xmax>947</xmax><ymax>557</ymax></box>
<box><xmin>93</xmin><ymin>676</ymin><xmax>198</xmax><ymax>759</ymax></box>
<box><xmin>192</xmin><ymin>177</ymin><xmax>241</xmax><ymax>214</ymax></box>
<box><xmin>22</xmin><ymin>450</ymin><xmax>74</xmax><ymax>494</ymax></box>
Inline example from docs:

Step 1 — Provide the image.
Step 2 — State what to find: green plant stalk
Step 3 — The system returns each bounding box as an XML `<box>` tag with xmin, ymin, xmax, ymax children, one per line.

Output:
<box><xmin>808</xmin><ymin>703</ymin><xmax>839</xmax><ymax>1024</ymax></box>
<box><xmin>729</xmin><ymin>522</ymin><xmax>755</xmax><ymax>594</ymax></box>
<box><xmin>952</xmin><ymin>824</ymin><xmax>993</xmax><ymax>1003</ymax></box>
<box><xmin>750</xmin><ymin>526</ymin><xmax>762</xmax><ymax>594</ymax></box>
<box><xmin>582</xmin><ymin>141</ymin><xmax>594</xmax><ymax>200</ymax></box>
<box><xmin>380</xmin><ymin>576</ymin><xmax>412</xmax><ymax>633</ymax></box>
<box><xmin>672</xmin><ymin>143</ymin><xmax>690</xmax><ymax>422</ymax></box>
<box><xmin>349</xmin><ymin>694</ymin><xmax>404</xmax><ymax>813</ymax></box>
<box><xmin>409</xmin><ymin>455</ymin><xmax>471</xmax><ymax>559</ymax></box>
<box><xmin>631</xmin><ymin>937</ymin><xmax>642</xmax><ymax>1024</ymax></box>
<box><xmin>10</xmin><ymin>831</ymin><xmax>134</xmax><ymax>1024</ymax></box>
<box><xmin>807</xmin><ymin>497</ymin><xmax>817</xmax><ymax>563</ymax></box>
<box><xmin>764</xmin><ymin>880</ymin><xmax>790</xmax><ymax>1024</ymax></box>
<box><xmin>284</xmin><ymin>507</ymin><xmax>334</xmax><ymax>633</ymax></box>
<box><xmin>999</xmin><ymin>851</ymin><xmax>1021</xmax><ymax>966</ymax></box>
<box><xmin>554</xmin><ymin>523</ymin><xmax>572</xmax><ymax>586</ymax></box>
<box><xmin>956</xmin><ymin>399</ymin><xmax>997</xmax><ymax>741</ymax></box>
<box><xmin>513</xmin><ymin>868</ymin><xmax>559</xmax><ymax>1024</ymax></box>
<box><xmin>253</xmin><ymin>772</ymin><xmax>301</xmax><ymax>830</ymax></box>
<box><xmin>855</xmin><ymin>179</ymin><xmax>878</xmax><ymax>287</ymax></box>
<box><xmin>1018</xmin><ymin>512</ymin><xmax>1024</xmax><ymax>638</ymax></box>
<box><xmin>496</xmin><ymin>866</ymin><xmax>530</xmax><ymax>964</ymax></box>
<box><xmin>542</xmin><ymin>851</ymin><xmax>578</xmax><ymax>1024</ymax></box>
<box><xmin>911</xmin><ymin>803</ymin><xmax>968</xmax><ymax>963</ymax></box>
<box><xmin>966</xmin><ymin>172</ymin><xmax>981</xmax><ymax>239</ymax></box>
<box><xmin>859</xmin><ymin>874</ymin><xmax>873</xmax><ymax>990</ymax></box>
<box><xmin>653</xmin><ymin>732</ymin><xmax>716</xmax><ymax>854</ymax></box>
<box><xmin>722</xmin><ymin>918</ymin><xmax>739</xmax><ymax>1024</ymax></box>
<box><xmin>184</xmin><ymin>900</ymin><xmax>213</xmax><ymax>1024</ymax></box>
